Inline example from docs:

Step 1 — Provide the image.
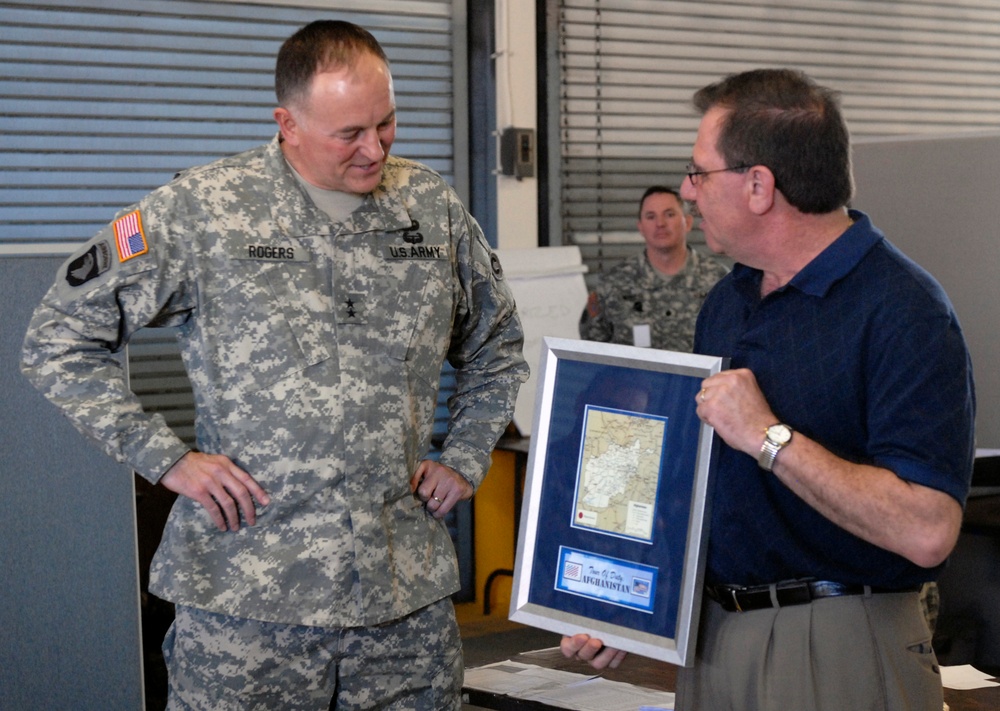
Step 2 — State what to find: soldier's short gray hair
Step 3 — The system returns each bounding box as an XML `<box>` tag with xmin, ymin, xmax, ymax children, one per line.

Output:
<box><xmin>275</xmin><ymin>20</ymin><xmax>390</xmax><ymax>109</ymax></box>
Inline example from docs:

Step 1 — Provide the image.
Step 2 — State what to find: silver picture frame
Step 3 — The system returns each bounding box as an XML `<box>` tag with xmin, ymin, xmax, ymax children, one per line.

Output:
<box><xmin>509</xmin><ymin>337</ymin><xmax>725</xmax><ymax>666</ymax></box>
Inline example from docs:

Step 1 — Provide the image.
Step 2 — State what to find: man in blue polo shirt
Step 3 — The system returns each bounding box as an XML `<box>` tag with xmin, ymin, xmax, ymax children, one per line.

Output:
<box><xmin>562</xmin><ymin>68</ymin><xmax>975</xmax><ymax>711</ymax></box>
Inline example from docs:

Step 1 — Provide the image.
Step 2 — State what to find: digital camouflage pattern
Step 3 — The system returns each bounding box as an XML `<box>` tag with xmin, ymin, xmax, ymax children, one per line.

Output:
<box><xmin>21</xmin><ymin>135</ymin><xmax>528</xmax><ymax>628</ymax></box>
<box><xmin>165</xmin><ymin>598</ymin><xmax>463</xmax><ymax>710</ymax></box>
<box><xmin>579</xmin><ymin>247</ymin><xmax>729</xmax><ymax>352</ymax></box>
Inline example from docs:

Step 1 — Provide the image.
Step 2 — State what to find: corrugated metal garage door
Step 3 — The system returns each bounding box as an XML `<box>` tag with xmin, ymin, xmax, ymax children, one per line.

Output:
<box><xmin>550</xmin><ymin>0</ymin><xmax>1000</xmax><ymax>282</ymax></box>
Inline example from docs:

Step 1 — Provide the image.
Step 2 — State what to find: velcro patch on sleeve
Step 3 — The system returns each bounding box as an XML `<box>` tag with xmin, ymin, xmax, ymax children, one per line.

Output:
<box><xmin>112</xmin><ymin>210</ymin><xmax>149</xmax><ymax>262</ymax></box>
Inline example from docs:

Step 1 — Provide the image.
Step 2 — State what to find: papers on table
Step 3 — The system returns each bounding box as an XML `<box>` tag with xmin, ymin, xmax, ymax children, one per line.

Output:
<box><xmin>465</xmin><ymin>659</ymin><xmax>999</xmax><ymax>708</ymax></box>
<box><xmin>464</xmin><ymin>659</ymin><xmax>675</xmax><ymax>711</ymax></box>
<box><xmin>941</xmin><ymin>664</ymin><xmax>1000</xmax><ymax>690</ymax></box>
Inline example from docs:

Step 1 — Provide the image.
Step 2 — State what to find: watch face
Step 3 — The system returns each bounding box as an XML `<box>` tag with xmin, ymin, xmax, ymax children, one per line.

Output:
<box><xmin>767</xmin><ymin>424</ymin><xmax>792</xmax><ymax>445</ymax></box>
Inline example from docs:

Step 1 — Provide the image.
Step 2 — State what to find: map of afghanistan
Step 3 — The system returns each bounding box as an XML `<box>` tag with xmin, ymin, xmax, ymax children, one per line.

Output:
<box><xmin>573</xmin><ymin>406</ymin><xmax>666</xmax><ymax>542</ymax></box>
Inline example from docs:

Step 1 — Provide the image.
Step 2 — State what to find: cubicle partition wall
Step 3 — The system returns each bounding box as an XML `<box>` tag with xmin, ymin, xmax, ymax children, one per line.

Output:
<box><xmin>853</xmin><ymin>134</ymin><xmax>1000</xmax><ymax>671</ymax></box>
<box><xmin>0</xmin><ymin>255</ymin><xmax>145</xmax><ymax>710</ymax></box>
<box><xmin>852</xmin><ymin>132</ymin><xmax>1000</xmax><ymax>451</ymax></box>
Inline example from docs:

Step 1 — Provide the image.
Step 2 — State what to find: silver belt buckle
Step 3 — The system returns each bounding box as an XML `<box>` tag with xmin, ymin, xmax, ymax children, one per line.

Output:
<box><xmin>730</xmin><ymin>587</ymin><xmax>743</xmax><ymax>612</ymax></box>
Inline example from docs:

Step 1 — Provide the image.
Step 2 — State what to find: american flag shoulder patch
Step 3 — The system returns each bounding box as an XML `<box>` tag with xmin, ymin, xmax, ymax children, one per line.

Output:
<box><xmin>112</xmin><ymin>210</ymin><xmax>149</xmax><ymax>262</ymax></box>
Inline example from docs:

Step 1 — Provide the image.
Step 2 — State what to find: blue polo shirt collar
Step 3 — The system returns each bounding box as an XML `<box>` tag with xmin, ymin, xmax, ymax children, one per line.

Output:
<box><xmin>730</xmin><ymin>209</ymin><xmax>884</xmax><ymax>298</ymax></box>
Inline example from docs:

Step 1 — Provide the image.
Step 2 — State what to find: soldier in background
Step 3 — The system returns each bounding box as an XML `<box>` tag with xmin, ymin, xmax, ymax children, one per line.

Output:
<box><xmin>578</xmin><ymin>186</ymin><xmax>729</xmax><ymax>352</ymax></box>
<box><xmin>21</xmin><ymin>20</ymin><xmax>527</xmax><ymax>710</ymax></box>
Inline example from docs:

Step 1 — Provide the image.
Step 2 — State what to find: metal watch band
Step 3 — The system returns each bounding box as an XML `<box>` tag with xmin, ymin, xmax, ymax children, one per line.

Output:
<box><xmin>758</xmin><ymin>439</ymin><xmax>782</xmax><ymax>471</ymax></box>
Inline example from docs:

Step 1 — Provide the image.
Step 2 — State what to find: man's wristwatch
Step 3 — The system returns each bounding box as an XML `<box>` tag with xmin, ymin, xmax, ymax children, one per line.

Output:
<box><xmin>758</xmin><ymin>423</ymin><xmax>793</xmax><ymax>472</ymax></box>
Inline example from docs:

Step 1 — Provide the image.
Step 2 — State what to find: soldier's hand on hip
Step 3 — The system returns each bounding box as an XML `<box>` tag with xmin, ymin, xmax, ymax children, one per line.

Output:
<box><xmin>410</xmin><ymin>460</ymin><xmax>474</xmax><ymax>520</ymax></box>
<box><xmin>160</xmin><ymin>451</ymin><xmax>271</xmax><ymax>531</ymax></box>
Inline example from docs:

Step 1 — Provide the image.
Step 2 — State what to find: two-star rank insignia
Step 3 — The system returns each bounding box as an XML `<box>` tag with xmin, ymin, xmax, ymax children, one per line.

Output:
<box><xmin>340</xmin><ymin>293</ymin><xmax>366</xmax><ymax>323</ymax></box>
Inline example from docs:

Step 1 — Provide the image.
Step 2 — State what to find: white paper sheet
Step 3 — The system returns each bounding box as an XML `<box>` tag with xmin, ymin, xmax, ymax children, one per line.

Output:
<box><xmin>940</xmin><ymin>663</ymin><xmax>1000</xmax><ymax>690</ymax></box>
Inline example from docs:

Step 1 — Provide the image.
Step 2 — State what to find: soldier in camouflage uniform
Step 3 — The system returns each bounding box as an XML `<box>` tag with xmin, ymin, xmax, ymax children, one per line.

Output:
<box><xmin>579</xmin><ymin>186</ymin><xmax>729</xmax><ymax>352</ymax></box>
<box><xmin>21</xmin><ymin>20</ymin><xmax>527</xmax><ymax>711</ymax></box>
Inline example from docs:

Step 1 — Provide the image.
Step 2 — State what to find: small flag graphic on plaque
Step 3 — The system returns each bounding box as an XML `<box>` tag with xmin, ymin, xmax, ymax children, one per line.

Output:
<box><xmin>113</xmin><ymin>210</ymin><xmax>148</xmax><ymax>262</ymax></box>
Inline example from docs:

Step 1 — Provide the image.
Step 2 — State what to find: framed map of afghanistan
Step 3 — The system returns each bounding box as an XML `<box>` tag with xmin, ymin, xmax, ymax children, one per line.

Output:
<box><xmin>509</xmin><ymin>337</ymin><xmax>726</xmax><ymax>666</ymax></box>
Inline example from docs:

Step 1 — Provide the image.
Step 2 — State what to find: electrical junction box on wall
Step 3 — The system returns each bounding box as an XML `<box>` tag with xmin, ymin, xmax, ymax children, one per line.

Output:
<box><xmin>500</xmin><ymin>127</ymin><xmax>535</xmax><ymax>180</ymax></box>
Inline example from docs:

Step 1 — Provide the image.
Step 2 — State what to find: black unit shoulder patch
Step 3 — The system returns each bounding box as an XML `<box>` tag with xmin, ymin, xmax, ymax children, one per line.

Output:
<box><xmin>66</xmin><ymin>241</ymin><xmax>113</xmax><ymax>287</ymax></box>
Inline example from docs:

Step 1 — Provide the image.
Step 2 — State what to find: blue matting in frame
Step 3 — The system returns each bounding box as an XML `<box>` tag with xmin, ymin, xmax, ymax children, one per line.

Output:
<box><xmin>527</xmin><ymin>357</ymin><xmax>703</xmax><ymax>638</ymax></box>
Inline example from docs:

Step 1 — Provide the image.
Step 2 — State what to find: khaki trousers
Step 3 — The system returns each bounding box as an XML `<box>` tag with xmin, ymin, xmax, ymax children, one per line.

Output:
<box><xmin>676</xmin><ymin>590</ymin><xmax>941</xmax><ymax>711</ymax></box>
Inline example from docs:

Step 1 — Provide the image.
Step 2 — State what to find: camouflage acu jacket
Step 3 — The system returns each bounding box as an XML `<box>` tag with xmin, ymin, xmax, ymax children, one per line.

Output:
<box><xmin>579</xmin><ymin>247</ymin><xmax>729</xmax><ymax>352</ymax></box>
<box><xmin>21</xmin><ymin>136</ymin><xmax>528</xmax><ymax>627</ymax></box>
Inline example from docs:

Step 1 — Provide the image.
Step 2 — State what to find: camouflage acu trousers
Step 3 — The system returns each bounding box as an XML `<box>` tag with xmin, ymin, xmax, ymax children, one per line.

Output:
<box><xmin>163</xmin><ymin>597</ymin><xmax>463</xmax><ymax>710</ymax></box>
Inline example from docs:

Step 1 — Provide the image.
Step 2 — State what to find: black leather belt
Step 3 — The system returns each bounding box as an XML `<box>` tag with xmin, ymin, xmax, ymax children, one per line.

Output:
<box><xmin>705</xmin><ymin>579</ymin><xmax>922</xmax><ymax>612</ymax></box>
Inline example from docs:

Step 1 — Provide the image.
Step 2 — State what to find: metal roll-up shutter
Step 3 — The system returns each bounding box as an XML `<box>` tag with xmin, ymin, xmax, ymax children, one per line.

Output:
<box><xmin>550</xmin><ymin>0</ymin><xmax>1000</xmax><ymax>285</ymax></box>
<box><xmin>1</xmin><ymin>0</ymin><xmax>460</xmax><ymax>249</ymax></box>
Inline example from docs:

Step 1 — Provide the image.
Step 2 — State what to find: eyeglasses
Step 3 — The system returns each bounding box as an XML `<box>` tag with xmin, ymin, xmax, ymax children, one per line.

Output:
<box><xmin>685</xmin><ymin>162</ymin><xmax>750</xmax><ymax>186</ymax></box>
